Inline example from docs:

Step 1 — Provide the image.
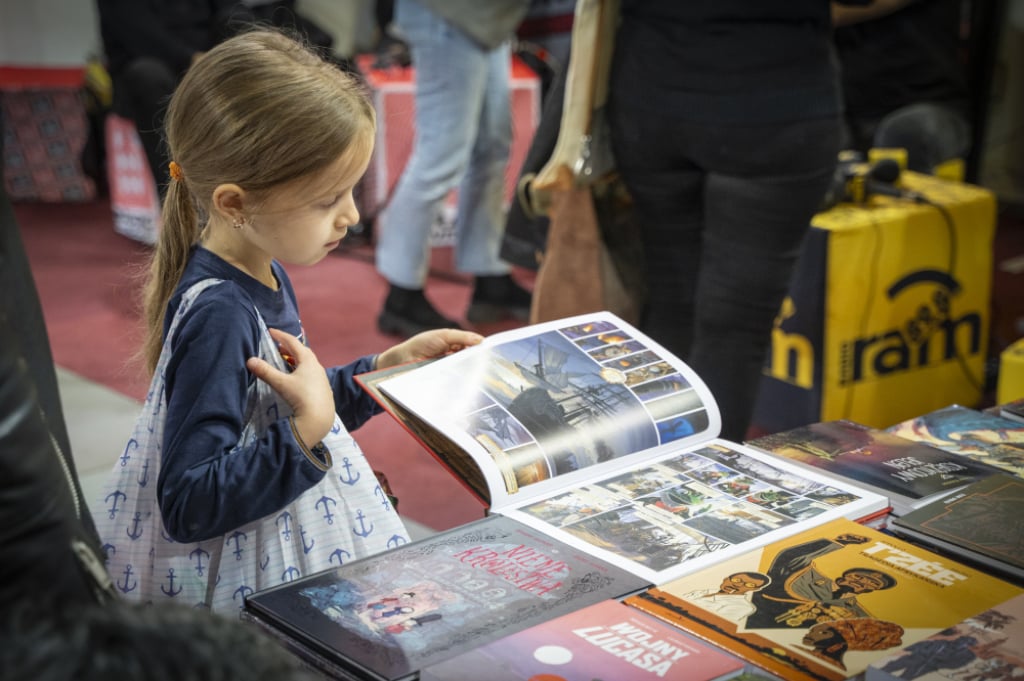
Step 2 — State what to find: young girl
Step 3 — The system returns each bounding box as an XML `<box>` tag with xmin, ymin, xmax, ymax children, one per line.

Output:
<box><xmin>93</xmin><ymin>30</ymin><xmax>482</xmax><ymax>613</ymax></box>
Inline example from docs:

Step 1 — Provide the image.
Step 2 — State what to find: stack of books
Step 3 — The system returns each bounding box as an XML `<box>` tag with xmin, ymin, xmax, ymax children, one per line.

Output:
<box><xmin>747</xmin><ymin>419</ymin><xmax>1003</xmax><ymax>517</ymax></box>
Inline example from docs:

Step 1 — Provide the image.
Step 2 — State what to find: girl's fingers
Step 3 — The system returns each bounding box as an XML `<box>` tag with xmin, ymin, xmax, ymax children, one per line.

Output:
<box><xmin>267</xmin><ymin>328</ymin><xmax>312</xmax><ymax>368</ymax></box>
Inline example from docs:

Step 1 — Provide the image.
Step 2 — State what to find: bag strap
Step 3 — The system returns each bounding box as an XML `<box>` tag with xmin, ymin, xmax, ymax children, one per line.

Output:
<box><xmin>528</xmin><ymin>0</ymin><xmax>620</xmax><ymax>213</ymax></box>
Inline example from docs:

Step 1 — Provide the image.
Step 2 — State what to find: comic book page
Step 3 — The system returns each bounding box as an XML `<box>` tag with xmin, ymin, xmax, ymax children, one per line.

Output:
<box><xmin>375</xmin><ymin>311</ymin><xmax>723</xmax><ymax>510</ymax></box>
<box><xmin>499</xmin><ymin>441</ymin><xmax>889</xmax><ymax>585</ymax></box>
<box><xmin>626</xmin><ymin>517</ymin><xmax>1023</xmax><ymax>681</ymax></box>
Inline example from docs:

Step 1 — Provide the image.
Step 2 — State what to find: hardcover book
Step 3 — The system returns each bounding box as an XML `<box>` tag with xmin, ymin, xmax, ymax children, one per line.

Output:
<box><xmin>418</xmin><ymin>598</ymin><xmax>748</xmax><ymax>681</ymax></box>
<box><xmin>885</xmin><ymin>404</ymin><xmax>1024</xmax><ymax>478</ymax></box>
<box><xmin>625</xmin><ymin>517</ymin><xmax>1023</xmax><ymax>681</ymax></box>
<box><xmin>890</xmin><ymin>473</ymin><xmax>1024</xmax><ymax>583</ymax></box>
<box><xmin>359</xmin><ymin>312</ymin><xmax>889</xmax><ymax>584</ymax></box>
<box><xmin>865</xmin><ymin>591</ymin><xmax>1024</xmax><ymax>681</ymax></box>
<box><xmin>243</xmin><ymin>514</ymin><xmax>650</xmax><ymax>681</ymax></box>
<box><xmin>747</xmin><ymin>420</ymin><xmax>1003</xmax><ymax>516</ymax></box>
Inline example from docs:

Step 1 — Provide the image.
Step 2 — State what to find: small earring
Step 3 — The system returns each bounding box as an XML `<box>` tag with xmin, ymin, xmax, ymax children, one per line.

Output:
<box><xmin>232</xmin><ymin>217</ymin><xmax>245</xmax><ymax>229</ymax></box>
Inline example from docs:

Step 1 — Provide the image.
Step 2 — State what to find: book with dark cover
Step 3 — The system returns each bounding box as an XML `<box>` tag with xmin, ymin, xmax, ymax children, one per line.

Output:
<box><xmin>626</xmin><ymin>517</ymin><xmax>1023</xmax><ymax>681</ymax></box>
<box><xmin>886</xmin><ymin>404</ymin><xmax>1024</xmax><ymax>478</ymax></box>
<box><xmin>243</xmin><ymin>514</ymin><xmax>650</xmax><ymax>681</ymax></box>
<box><xmin>890</xmin><ymin>473</ymin><xmax>1024</xmax><ymax>583</ymax></box>
<box><xmin>999</xmin><ymin>397</ymin><xmax>1024</xmax><ymax>424</ymax></box>
<box><xmin>866</xmin><ymin>592</ymin><xmax>1024</xmax><ymax>681</ymax></box>
<box><xmin>748</xmin><ymin>420</ymin><xmax>1003</xmax><ymax>516</ymax></box>
<box><xmin>419</xmin><ymin>598</ymin><xmax>748</xmax><ymax>681</ymax></box>
<box><xmin>358</xmin><ymin>313</ymin><xmax>889</xmax><ymax>585</ymax></box>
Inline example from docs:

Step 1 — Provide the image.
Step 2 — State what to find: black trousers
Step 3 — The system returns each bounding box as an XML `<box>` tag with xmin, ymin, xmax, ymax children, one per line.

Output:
<box><xmin>111</xmin><ymin>57</ymin><xmax>178</xmax><ymax>195</ymax></box>
<box><xmin>608</xmin><ymin>103</ymin><xmax>841</xmax><ymax>441</ymax></box>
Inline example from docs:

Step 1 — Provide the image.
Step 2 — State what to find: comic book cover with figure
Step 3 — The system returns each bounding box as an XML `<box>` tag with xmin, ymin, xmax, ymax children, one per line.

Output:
<box><xmin>866</xmin><ymin>592</ymin><xmax>1024</xmax><ymax>681</ymax></box>
<box><xmin>243</xmin><ymin>515</ymin><xmax>649</xmax><ymax>681</ymax></box>
<box><xmin>886</xmin><ymin>404</ymin><xmax>1024</xmax><ymax>478</ymax></box>
<box><xmin>625</xmin><ymin>518</ymin><xmax>1022</xmax><ymax>681</ymax></box>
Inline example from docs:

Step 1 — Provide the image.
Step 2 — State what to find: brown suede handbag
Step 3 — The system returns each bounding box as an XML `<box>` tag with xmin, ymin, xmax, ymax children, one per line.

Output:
<box><xmin>522</xmin><ymin>0</ymin><xmax>644</xmax><ymax>325</ymax></box>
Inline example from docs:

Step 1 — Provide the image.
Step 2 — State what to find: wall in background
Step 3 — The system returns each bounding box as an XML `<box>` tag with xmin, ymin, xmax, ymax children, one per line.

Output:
<box><xmin>0</xmin><ymin>2</ymin><xmax>101</xmax><ymax>66</ymax></box>
<box><xmin>0</xmin><ymin>0</ymin><xmax>376</xmax><ymax>67</ymax></box>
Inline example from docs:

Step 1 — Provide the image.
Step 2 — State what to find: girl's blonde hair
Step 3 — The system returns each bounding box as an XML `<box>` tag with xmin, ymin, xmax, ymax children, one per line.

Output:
<box><xmin>141</xmin><ymin>29</ymin><xmax>375</xmax><ymax>374</ymax></box>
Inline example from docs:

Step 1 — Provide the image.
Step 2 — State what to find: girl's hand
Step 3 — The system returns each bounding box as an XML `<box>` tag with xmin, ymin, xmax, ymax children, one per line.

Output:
<box><xmin>246</xmin><ymin>328</ymin><xmax>335</xmax><ymax>448</ymax></box>
<box><xmin>375</xmin><ymin>329</ymin><xmax>485</xmax><ymax>370</ymax></box>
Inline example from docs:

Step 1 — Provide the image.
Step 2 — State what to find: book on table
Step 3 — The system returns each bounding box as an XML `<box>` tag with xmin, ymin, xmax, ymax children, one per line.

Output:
<box><xmin>865</xmin><ymin>591</ymin><xmax>1024</xmax><ymax>681</ymax></box>
<box><xmin>358</xmin><ymin>311</ymin><xmax>890</xmax><ymax>585</ymax></box>
<box><xmin>885</xmin><ymin>404</ymin><xmax>1024</xmax><ymax>478</ymax></box>
<box><xmin>998</xmin><ymin>397</ymin><xmax>1024</xmax><ymax>424</ymax></box>
<box><xmin>889</xmin><ymin>473</ymin><xmax>1024</xmax><ymax>584</ymax></box>
<box><xmin>243</xmin><ymin>514</ymin><xmax>651</xmax><ymax>681</ymax></box>
<box><xmin>746</xmin><ymin>419</ymin><xmax>1004</xmax><ymax>517</ymax></box>
<box><xmin>625</xmin><ymin>517</ymin><xmax>1023</xmax><ymax>681</ymax></box>
<box><xmin>417</xmin><ymin>598</ymin><xmax>749</xmax><ymax>681</ymax></box>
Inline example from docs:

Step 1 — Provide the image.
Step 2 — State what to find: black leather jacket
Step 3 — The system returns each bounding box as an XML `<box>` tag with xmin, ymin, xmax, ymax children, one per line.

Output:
<box><xmin>0</xmin><ymin>142</ymin><xmax>114</xmax><ymax>610</ymax></box>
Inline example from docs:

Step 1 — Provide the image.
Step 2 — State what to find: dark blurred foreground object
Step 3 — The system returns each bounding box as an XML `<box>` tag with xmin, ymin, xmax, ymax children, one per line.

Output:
<box><xmin>0</xmin><ymin>123</ymin><xmax>114</xmax><ymax>613</ymax></box>
<box><xmin>1</xmin><ymin>599</ymin><xmax>319</xmax><ymax>681</ymax></box>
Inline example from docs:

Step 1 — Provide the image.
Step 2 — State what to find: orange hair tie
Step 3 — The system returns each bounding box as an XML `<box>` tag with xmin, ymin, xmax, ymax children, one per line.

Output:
<box><xmin>168</xmin><ymin>161</ymin><xmax>184</xmax><ymax>181</ymax></box>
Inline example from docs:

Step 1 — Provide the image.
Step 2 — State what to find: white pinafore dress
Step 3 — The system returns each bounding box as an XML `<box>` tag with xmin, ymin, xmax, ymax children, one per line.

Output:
<box><xmin>93</xmin><ymin>279</ymin><xmax>409</xmax><ymax>612</ymax></box>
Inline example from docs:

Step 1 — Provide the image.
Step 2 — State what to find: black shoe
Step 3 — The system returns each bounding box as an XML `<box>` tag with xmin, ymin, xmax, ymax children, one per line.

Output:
<box><xmin>467</xmin><ymin>275</ymin><xmax>532</xmax><ymax>323</ymax></box>
<box><xmin>377</xmin><ymin>285</ymin><xmax>462</xmax><ymax>338</ymax></box>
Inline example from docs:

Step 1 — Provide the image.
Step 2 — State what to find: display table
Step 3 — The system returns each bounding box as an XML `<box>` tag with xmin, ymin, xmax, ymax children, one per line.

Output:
<box><xmin>753</xmin><ymin>172</ymin><xmax>996</xmax><ymax>432</ymax></box>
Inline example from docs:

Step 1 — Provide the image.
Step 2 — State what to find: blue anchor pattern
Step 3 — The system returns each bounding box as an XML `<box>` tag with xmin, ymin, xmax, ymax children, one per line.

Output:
<box><xmin>91</xmin><ymin>279</ymin><xmax>409</xmax><ymax>613</ymax></box>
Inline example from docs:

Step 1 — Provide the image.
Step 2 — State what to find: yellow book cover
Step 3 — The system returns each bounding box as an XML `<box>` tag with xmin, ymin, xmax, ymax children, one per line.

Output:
<box><xmin>626</xmin><ymin>517</ymin><xmax>1022</xmax><ymax>681</ymax></box>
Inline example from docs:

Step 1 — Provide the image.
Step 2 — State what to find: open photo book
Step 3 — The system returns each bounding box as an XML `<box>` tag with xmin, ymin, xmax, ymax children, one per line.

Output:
<box><xmin>359</xmin><ymin>312</ymin><xmax>890</xmax><ymax>585</ymax></box>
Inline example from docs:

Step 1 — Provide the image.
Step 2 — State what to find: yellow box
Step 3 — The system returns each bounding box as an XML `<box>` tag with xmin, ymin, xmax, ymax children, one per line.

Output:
<box><xmin>998</xmin><ymin>337</ymin><xmax>1024</xmax><ymax>404</ymax></box>
<box><xmin>755</xmin><ymin>172</ymin><xmax>996</xmax><ymax>431</ymax></box>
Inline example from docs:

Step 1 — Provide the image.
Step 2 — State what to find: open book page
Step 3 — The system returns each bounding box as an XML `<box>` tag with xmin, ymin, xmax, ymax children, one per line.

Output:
<box><xmin>499</xmin><ymin>439</ymin><xmax>889</xmax><ymax>585</ymax></box>
<box><xmin>376</xmin><ymin>312</ymin><xmax>723</xmax><ymax>510</ymax></box>
<box><xmin>359</xmin><ymin>358</ymin><xmax>494</xmax><ymax>504</ymax></box>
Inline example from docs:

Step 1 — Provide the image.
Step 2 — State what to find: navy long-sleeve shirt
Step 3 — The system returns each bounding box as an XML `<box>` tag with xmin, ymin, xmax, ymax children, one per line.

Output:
<box><xmin>157</xmin><ymin>247</ymin><xmax>380</xmax><ymax>543</ymax></box>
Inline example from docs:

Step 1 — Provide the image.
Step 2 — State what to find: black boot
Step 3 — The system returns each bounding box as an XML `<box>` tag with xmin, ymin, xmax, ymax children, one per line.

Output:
<box><xmin>377</xmin><ymin>284</ymin><xmax>462</xmax><ymax>338</ymax></box>
<box><xmin>467</xmin><ymin>274</ymin><xmax>532</xmax><ymax>323</ymax></box>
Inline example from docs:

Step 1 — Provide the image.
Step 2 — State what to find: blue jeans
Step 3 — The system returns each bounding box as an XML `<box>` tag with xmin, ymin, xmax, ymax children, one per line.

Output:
<box><xmin>376</xmin><ymin>0</ymin><xmax>513</xmax><ymax>288</ymax></box>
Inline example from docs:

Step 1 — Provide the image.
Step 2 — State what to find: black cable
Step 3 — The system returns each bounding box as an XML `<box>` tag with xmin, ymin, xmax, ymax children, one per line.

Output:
<box><xmin>917</xmin><ymin>195</ymin><xmax>987</xmax><ymax>394</ymax></box>
<box><xmin>839</xmin><ymin>188</ymin><xmax>986</xmax><ymax>420</ymax></box>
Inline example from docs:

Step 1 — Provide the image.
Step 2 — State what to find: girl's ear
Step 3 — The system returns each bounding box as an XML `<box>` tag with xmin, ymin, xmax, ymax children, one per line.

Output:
<box><xmin>211</xmin><ymin>183</ymin><xmax>247</xmax><ymax>223</ymax></box>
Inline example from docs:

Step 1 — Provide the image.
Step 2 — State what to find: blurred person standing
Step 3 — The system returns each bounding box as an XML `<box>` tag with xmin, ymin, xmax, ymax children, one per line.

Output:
<box><xmin>607</xmin><ymin>2</ymin><xmax>867</xmax><ymax>441</ymax></box>
<box><xmin>833</xmin><ymin>0</ymin><xmax>972</xmax><ymax>174</ymax></box>
<box><xmin>375</xmin><ymin>0</ymin><xmax>533</xmax><ymax>338</ymax></box>
<box><xmin>0</xmin><ymin>124</ymin><xmax>114</xmax><ymax>613</ymax></box>
<box><xmin>96</xmin><ymin>0</ymin><xmax>238</xmax><ymax>197</ymax></box>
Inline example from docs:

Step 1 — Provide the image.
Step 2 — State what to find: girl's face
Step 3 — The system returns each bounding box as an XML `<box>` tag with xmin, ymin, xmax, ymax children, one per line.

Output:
<box><xmin>245</xmin><ymin>132</ymin><xmax>373</xmax><ymax>267</ymax></box>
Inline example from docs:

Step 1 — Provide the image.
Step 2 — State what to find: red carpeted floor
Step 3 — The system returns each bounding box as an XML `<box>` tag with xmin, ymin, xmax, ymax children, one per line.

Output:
<box><xmin>18</xmin><ymin>198</ymin><xmax>1024</xmax><ymax>528</ymax></box>
<box><xmin>17</xmin><ymin>198</ymin><xmax>533</xmax><ymax>531</ymax></box>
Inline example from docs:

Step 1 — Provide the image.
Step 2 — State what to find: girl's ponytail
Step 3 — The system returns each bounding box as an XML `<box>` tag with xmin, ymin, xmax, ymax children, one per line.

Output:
<box><xmin>141</xmin><ymin>171</ymin><xmax>201</xmax><ymax>374</ymax></box>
